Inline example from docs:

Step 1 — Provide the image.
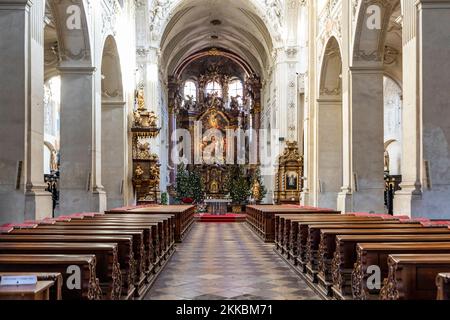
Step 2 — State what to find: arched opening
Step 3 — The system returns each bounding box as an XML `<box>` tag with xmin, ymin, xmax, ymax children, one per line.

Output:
<box><xmin>342</xmin><ymin>0</ymin><xmax>403</xmax><ymax>213</ymax></box>
<box><xmin>317</xmin><ymin>37</ymin><xmax>343</xmax><ymax>210</ymax></box>
<box><xmin>101</xmin><ymin>35</ymin><xmax>126</xmax><ymax>209</ymax></box>
<box><xmin>384</xmin><ymin>76</ymin><xmax>402</xmax><ymax>176</ymax></box>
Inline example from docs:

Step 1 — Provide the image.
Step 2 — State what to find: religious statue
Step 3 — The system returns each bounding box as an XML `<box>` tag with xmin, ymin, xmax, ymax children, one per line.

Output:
<box><xmin>149</xmin><ymin>164</ymin><xmax>160</xmax><ymax>185</ymax></box>
<box><xmin>251</xmin><ymin>179</ymin><xmax>261</xmax><ymax>201</ymax></box>
<box><xmin>133</xmin><ymin>110</ymin><xmax>142</xmax><ymax>127</ymax></box>
<box><xmin>50</xmin><ymin>150</ymin><xmax>59</xmax><ymax>172</ymax></box>
<box><xmin>136</xmin><ymin>89</ymin><xmax>146</xmax><ymax>111</ymax></box>
<box><xmin>384</xmin><ymin>150</ymin><xmax>390</xmax><ymax>173</ymax></box>
<box><xmin>209</xmin><ymin>111</ymin><xmax>219</xmax><ymax>129</ymax></box>
<box><xmin>184</xmin><ymin>95</ymin><xmax>196</xmax><ymax>111</ymax></box>
<box><xmin>230</xmin><ymin>95</ymin><xmax>241</xmax><ymax>110</ymax></box>
<box><xmin>134</xmin><ymin>164</ymin><xmax>144</xmax><ymax>179</ymax></box>
<box><xmin>137</xmin><ymin>141</ymin><xmax>151</xmax><ymax>159</ymax></box>
<box><xmin>148</xmin><ymin>111</ymin><xmax>158</xmax><ymax>128</ymax></box>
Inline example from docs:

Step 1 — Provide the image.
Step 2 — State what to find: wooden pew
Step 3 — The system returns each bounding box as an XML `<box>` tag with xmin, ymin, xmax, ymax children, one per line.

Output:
<box><xmin>277</xmin><ymin>216</ymin><xmax>399</xmax><ymax>260</ymax></box>
<box><xmin>303</xmin><ymin>223</ymin><xmax>425</xmax><ymax>280</ymax></box>
<box><xmin>88</xmin><ymin>214</ymin><xmax>176</xmax><ymax>247</ymax></box>
<box><xmin>352</xmin><ymin>242</ymin><xmax>450</xmax><ymax>300</ymax></box>
<box><xmin>78</xmin><ymin>214</ymin><xmax>175</xmax><ymax>249</ymax></box>
<box><xmin>34</xmin><ymin>225</ymin><xmax>157</xmax><ymax>283</ymax></box>
<box><xmin>11</xmin><ymin>228</ymin><xmax>147</xmax><ymax>295</ymax></box>
<box><xmin>0</xmin><ymin>254</ymin><xmax>102</xmax><ymax>300</ymax></box>
<box><xmin>436</xmin><ymin>273</ymin><xmax>450</xmax><ymax>300</ymax></box>
<box><xmin>48</xmin><ymin>220</ymin><xmax>169</xmax><ymax>259</ymax></box>
<box><xmin>246</xmin><ymin>205</ymin><xmax>339</xmax><ymax>242</ymax></box>
<box><xmin>106</xmin><ymin>205</ymin><xmax>195</xmax><ymax>242</ymax></box>
<box><xmin>0</xmin><ymin>272</ymin><xmax>62</xmax><ymax>300</ymax></box>
<box><xmin>0</xmin><ymin>234</ymin><xmax>136</xmax><ymax>300</ymax></box>
<box><xmin>0</xmin><ymin>243</ymin><xmax>121</xmax><ymax>300</ymax></box>
<box><xmin>322</xmin><ymin>228</ymin><xmax>450</xmax><ymax>299</ymax></box>
<box><xmin>380</xmin><ymin>254</ymin><xmax>450</xmax><ymax>300</ymax></box>
<box><xmin>331</xmin><ymin>234</ymin><xmax>450</xmax><ymax>300</ymax></box>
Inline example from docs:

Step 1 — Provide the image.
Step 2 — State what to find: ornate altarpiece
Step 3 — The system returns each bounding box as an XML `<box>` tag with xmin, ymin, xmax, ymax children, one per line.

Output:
<box><xmin>168</xmin><ymin>50</ymin><xmax>262</xmax><ymax>199</ymax></box>
<box><xmin>274</xmin><ymin>141</ymin><xmax>304</xmax><ymax>204</ymax></box>
<box><xmin>131</xmin><ymin>89</ymin><xmax>161</xmax><ymax>203</ymax></box>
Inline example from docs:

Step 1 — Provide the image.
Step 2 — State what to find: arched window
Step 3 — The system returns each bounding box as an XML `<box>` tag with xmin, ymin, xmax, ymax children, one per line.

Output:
<box><xmin>206</xmin><ymin>81</ymin><xmax>222</xmax><ymax>97</ymax></box>
<box><xmin>228</xmin><ymin>79</ymin><xmax>243</xmax><ymax>105</ymax></box>
<box><xmin>184</xmin><ymin>81</ymin><xmax>197</xmax><ymax>101</ymax></box>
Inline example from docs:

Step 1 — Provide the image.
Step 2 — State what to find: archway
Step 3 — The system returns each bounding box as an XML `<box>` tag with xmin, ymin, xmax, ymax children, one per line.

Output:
<box><xmin>317</xmin><ymin>37</ymin><xmax>343</xmax><ymax>209</ymax></box>
<box><xmin>338</xmin><ymin>0</ymin><xmax>402</xmax><ymax>213</ymax></box>
<box><xmin>101</xmin><ymin>35</ymin><xmax>126</xmax><ymax>209</ymax></box>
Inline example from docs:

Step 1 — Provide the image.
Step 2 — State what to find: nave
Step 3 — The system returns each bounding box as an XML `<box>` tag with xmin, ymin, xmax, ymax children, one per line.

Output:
<box><xmin>145</xmin><ymin>223</ymin><xmax>319</xmax><ymax>300</ymax></box>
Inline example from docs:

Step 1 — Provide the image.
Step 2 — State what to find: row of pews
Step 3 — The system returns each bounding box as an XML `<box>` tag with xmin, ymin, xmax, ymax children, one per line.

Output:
<box><xmin>246</xmin><ymin>205</ymin><xmax>450</xmax><ymax>300</ymax></box>
<box><xmin>0</xmin><ymin>205</ymin><xmax>195</xmax><ymax>300</ymax></box>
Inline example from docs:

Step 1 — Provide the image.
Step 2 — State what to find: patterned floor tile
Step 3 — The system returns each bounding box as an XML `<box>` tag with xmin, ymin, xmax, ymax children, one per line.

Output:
<box><xmin>144</xmin><ymin>223</ymin><xmax>321</xmax><ymax>300</ymax></box>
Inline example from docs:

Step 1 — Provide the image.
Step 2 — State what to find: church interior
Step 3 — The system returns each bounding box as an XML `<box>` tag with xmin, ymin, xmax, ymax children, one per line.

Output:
<box><xmin>1</xmin><ymin>0</ymin><xmax>450</xmax><ymax>302</ymax></box>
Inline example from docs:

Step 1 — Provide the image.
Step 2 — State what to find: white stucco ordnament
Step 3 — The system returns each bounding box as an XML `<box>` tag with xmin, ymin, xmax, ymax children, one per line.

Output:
<box><xmin>155</xmin><ymin>0</ymin><xmax>281</xmax><ymax>79</ymax></box>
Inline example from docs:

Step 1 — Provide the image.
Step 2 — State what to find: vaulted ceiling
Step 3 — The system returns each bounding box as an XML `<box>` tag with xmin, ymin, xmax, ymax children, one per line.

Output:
<box><xmin>159</xmin><ymin>0</ymin><xmax>274</xmax><ymax>78</ymax></box>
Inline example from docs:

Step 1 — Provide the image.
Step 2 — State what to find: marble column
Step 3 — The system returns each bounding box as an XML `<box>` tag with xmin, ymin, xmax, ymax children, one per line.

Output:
<box><xmin>396</xmin><ymin>0</ymin><xmax>450</xmax><ymax>218</ymax></box>
<box><xmin>102</xmin><ymin>101</ymin><xmax>127</xmax><ymax>209</ymax></box>
<box><xmin>0</xmin><ymin>0</ymin><xmax>52</xmax><ymax>224</ymax></box>
<box><xmin>317</xmin><ymin>98</ymin><xmax>342</xmax><ymax>209</ymax></box>
<box><xmin>58</xmin><ymin>66</ymin><xmax>106</xmax><ymax>214</ymax></box>
<box><xmin>338</xmin><ymin>67</ymin><xmax>385</xmax><ymax>213</ymax></box>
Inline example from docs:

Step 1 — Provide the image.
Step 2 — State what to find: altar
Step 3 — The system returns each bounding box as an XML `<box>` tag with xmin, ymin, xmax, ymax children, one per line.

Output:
<box><xmin>204</xmin><ymin>199</ymin><xmax>231</xmax><ymax>215</ymax></box>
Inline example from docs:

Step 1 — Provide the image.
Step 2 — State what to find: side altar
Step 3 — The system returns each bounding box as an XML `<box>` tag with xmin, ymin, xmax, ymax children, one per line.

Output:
<box><xmin>131</xmin><ymin>89</ymin><xmax>161</xmax><ymax>204</ymax></box>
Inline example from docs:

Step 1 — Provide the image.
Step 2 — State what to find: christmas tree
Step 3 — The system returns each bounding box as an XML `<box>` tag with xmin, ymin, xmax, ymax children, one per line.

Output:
<box><xmin>175</xmin><ymin>164</ymin><xmax>204</xmax><ymax>204</ymax></box>
<box><xmin>229</xmin><ymin>165</ymin><xmax>251</xmax><ymax>204</ymax></box>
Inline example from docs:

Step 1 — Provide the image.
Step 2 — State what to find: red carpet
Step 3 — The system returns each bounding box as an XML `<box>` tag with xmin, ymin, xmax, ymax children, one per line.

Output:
<box><xmin>195</xmin><ymin>213</ymin><xmax>246</xmax><ymax>223</ymax></box>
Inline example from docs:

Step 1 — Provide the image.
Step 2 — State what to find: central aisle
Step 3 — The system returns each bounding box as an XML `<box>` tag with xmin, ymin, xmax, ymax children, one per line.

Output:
<box><xmin>145</xmin><ymin>223</ymin><xmax>320</xmax><ymax>300</ymax></box>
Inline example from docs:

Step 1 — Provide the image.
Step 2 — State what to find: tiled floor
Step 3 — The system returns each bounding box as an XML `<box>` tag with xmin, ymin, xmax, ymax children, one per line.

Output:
<box><xmin>145</xmin><ymin>223</ymin><xmax>321</xmax><ymax>300</ymax></box>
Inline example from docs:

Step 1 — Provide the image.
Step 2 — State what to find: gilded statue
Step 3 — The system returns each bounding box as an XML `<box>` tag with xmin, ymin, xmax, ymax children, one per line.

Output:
<box><xmin>209</xmin><ymin>111</ymin><xmax>219</xmax><ymax>129</ymax></box>
<box><xmin>133</xmin><ymin>110</ymin><xmax>142</xmax><ymax>127</ymax></box>
<box><xmin>137</xmin><ymin>141</ymin><xmax>151</xmax><ymax>159</ymax></box>
<box><xmin>251</xmin><ymin>179</ymin><xmax>261</xmax><ymax>200</ymax></box>
<box><xmin>136</xmin><ymin>89</ymin><xmax>146</xmax><ymax>111</ymax></box>
<box><xmin>135</xmin><ymin>164</ymin><xmax>144</xmax><ymax>179</ymax></box>
<box><xmin>148</xmin><ymin>111</ymin><xmax>158</xmax><ymax>128</ymax></box>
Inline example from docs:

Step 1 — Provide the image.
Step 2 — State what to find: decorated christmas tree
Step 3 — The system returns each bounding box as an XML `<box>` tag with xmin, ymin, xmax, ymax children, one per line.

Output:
<box><xmin>229</xmin><ymin>166</ymin><xmax>251</xmax><ymax>205</ymax></box>
<box><xmin>175</xmin><ymin>164</ymin><xmax>204</xmax><ymax>204</ymax></box>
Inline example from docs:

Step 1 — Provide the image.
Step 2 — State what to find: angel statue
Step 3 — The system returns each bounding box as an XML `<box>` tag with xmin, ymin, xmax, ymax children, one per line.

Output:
<box><xmin>184</xmin><ymin>95</ymin><xmax>196</xmax><ymax>111</ymax></box>
<box><xmin>230</xmin><ymin>95</ymin><xmax>241</xmax><ymax>110</ymax></box>
<box><xmin>134</xmin><ymin>165</ymin><xmax>144</xmax><ymax>179</ymax></box>
<box><xmin>148</xmin><ymin>111</ymin><xmax>158</xmax><ymax>128</ymax></box>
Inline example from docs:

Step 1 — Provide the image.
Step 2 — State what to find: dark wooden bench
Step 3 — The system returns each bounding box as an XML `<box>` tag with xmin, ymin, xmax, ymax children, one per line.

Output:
<box><xmin>32</xmin><ymin>224</ymin><xmax>158</xmax><ymax>297</ymax></box>
<box><xmin>0</xmin><ymin>242</ymin><xmax>121</xmax><ymax>300</ymax></box>
<box><xmin>436</xmin><ymin>273</ymin><xmax>450</xmax><ymax>300</ymax></box>
<box><xmin>89</xmin><ymin>214</ymin><xmax>176</xmax><ymax>247</ymax></box>
<box><xmin>303</xmin><ymin>223</ymin><xmax>425</xmax><ymax>280</ymax></box>
<box><xmin>106</xmin><ymin>205</ymin><xmax>195</xmax><ymax>242</ymax></box>
<box><xmin>246</xmin><ymin>205</ymin><xmax>339</xmax><ymax>242</ymax></box>
<box><xmin>321</xmin><ymin>228</ymin><xmax>450</xmax><ymax>299</ymax></box>
<box><xmin>380</xmin><ymin>254</ymin><xmax>450</xmax><ymax>300</ymax></box>
<box><xmin>352</xmin><ymin>242</ymin><xmax>450</xmax><ymax>300</ymax></box>
<box><xmin>0</xmin><ymin>234</ymin><xmax>136</xmax><ymax>300</ymax></box>
<box><xmin>12</xmin><ymin>227</ymin><xmax>148</xmax><ymax>291</ymax></box>
<box><xmin>0</xmin><ymin>272</ymin><xmax>62</xmax><ymax>300</ymax></box>
<box><xmin>0</xmin><ymin>254</ymin><xmax>102</xmax><ymax>300</ymax></box>
<box><xmin>278</xmin><ymin>216</ymin><xmax>401</xmax><ymax>261</ymax></box>
<box><xmin>331</xmin><ymin>234</ymin><xmax>450</xmax><ymax>300</ymax></box>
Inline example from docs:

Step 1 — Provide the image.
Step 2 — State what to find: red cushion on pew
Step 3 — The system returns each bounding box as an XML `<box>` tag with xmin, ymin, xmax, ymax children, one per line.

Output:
<box><xmin>0</xmin><ymin>227</ymin><xmax>13</xmax><ymax>234</ymax></box>
<box><xmin>0</xmin><ymin>223</ymin><xmax>37</xmax><ymax>229</ymax></box>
